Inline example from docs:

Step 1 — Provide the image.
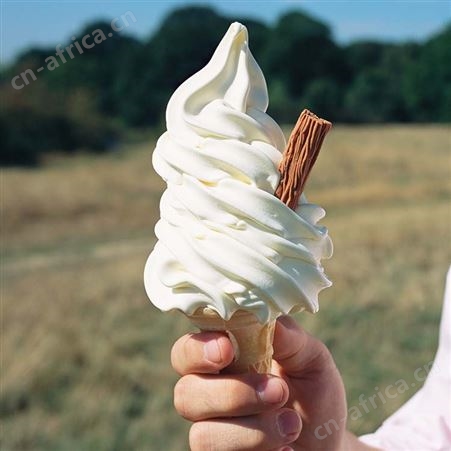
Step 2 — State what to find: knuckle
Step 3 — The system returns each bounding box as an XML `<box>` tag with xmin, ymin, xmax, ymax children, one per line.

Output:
<box><xmin>216</xmin><ymin>377</ymin><xmax>257</xmax><ymax>414</ymax></box>
<box><xmin>189</xmin><ymin>422</ymin><xmax>214</xmax><ymax>451</ymax></box>
<box><xmin>221</xmin><ymin>378</ymin><xmax>240</xmax><ymax>411</ymax></box>
<box><xmin>242</xmin><ymin>427</ymin><xmax>267</xmax><ymax>449</ymax></box>
<box><xmin>314</xmin><ymin>337</ymin><xmax>331</xmax><ymax>359</ymax></box>
<box><xmin>170</xmin><ymin>334</ymin><xmax>194</xmax><ymax>373</ymax></box>
<box><xmin>173</xmin><ymin>377</ymin><xmax>191</xmax><ymax>419</ymax></box>
<box><xmin>182</xmin><ymin>333</ymin><xmax>194</xmax><ymax>361</ymax></box>
<box><xmin>312</xmin><ymin>338</ymin><xmax>335</xmax><ymax>370</ymax></box>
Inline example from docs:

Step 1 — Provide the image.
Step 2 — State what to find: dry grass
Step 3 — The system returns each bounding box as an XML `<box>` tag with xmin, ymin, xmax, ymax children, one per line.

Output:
<box><xmin>2</xmin><ymin>125</ymin><xmax>451</xmax><ymax>449</ymax></box>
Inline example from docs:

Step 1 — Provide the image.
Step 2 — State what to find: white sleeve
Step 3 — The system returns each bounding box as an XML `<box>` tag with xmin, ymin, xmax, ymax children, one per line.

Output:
<box><xmin>359</xmin><ymin>266</ymin><xmax>451</xmax><ymax>450</ymax></box>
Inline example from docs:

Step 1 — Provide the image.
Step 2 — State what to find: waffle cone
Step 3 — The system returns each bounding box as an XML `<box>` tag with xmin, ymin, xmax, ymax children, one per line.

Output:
<box><xmin>189</xmin><ymin>308</ymin><xmax>275</xmax><ymax>374</ymax></box>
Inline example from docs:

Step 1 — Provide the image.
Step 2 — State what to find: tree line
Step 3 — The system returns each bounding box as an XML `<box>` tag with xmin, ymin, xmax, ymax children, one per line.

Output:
<box><xmin>1</xmin><ymin>6</ymin><xmax>450</xmax><ymax>166</ymax></box>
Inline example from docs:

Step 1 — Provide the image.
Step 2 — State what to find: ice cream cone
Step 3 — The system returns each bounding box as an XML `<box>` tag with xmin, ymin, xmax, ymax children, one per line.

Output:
<box><xmin>144</xmin><ymin>23</ymin><xmax>333</xmax><ymax>377</ymax></box>
<box><xmin>189</xmin><ymin>308</ymin><xmax>275</xmax><ymax>374</ymax></box>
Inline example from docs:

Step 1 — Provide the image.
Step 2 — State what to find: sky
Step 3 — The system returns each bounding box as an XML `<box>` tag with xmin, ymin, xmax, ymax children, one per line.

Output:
<box><xmin>1</xmin><ymin>0</ymin><xmax>450</xmax><ymax>64</ymax></box>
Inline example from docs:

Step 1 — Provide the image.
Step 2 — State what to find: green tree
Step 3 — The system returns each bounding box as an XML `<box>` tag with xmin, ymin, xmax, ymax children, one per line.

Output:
<box><xmin>113</xmin><ymin>7</ymin><xmax>231</xmax><ymax>127</ymax></box>
<box><xmin>267</xmin><ymin>78</ymin><xmax>301</xmax><ymax>123</ymax></box>
<box><xmin>300</xmin><ymin>78</ymin><xmax>343</xmax><ymax>121</ymax></box>
<box><xmin>343</xmin><ymin>40</ymin><xmax>422</xmax><ymax>122</ymax></box>
<box><xmin>345</xmin><ymin>42</ymin><xmax>394</xmax><ymax>75</ymax></box>
<box><xmin>404</xmin><ymin>24</ymin><xmax>451</xmax><ymax>121</ymax></box>
<box><xmin>114</xmin><ymin>6</ymin><xmax>270</xmax><ymax>126</ymax></box>
<box><xmin>262</xmin><ymin>11</ymin><xmax>350</xmax><ymax>99</ymax></box>
<box><xmin>344</xmin><ymin>68</ymin><xmax>405</xmax><ymax>123</ymax></box>
<box><xmin>2</xmin><ymin>5</ymin><xmax>450</xmax><ymax>166</ymax></box>
<box><xmin>42</xmin><ymin>20</ymin><xmax>142</xmax><ymax>118</ymax></box>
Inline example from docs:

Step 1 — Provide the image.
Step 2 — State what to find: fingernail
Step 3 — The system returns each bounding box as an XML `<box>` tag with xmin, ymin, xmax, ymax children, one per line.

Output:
<box><xmin>204</xmin><ymin>340</ymin><xmax>222</xmax><ymax>364</ymax></box>
<box><xmin>280</xmin><ymin>447</ymin><xmax>294</xmax><ymax>451</ymax></box>
<box><xmin>277</xmin><ymin>410</ymin><xmax>301</xmax><ymax>438</ymax></box>
<box><xmin>257</xmin><ymin>377</ymin><xmax>285</xmax><ymax>404</ymax></box>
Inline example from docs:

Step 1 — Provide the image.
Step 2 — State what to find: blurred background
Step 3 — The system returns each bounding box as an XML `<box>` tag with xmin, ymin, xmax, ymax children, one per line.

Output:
<box><xmin>1</xmin><ymin>1</ymin><xmax>450</xmax><ymax>449</ymax></box>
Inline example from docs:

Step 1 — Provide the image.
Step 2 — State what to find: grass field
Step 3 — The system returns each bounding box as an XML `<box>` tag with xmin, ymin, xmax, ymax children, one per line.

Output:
<box><xmin>2</xmin><ymin>125</ymin><xmax>450</xmax><ymax>450</ymax></box>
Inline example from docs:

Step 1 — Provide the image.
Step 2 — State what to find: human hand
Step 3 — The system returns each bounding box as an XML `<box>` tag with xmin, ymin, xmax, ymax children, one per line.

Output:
<box><xmin>171</xmin><ymin>316</ymin><xmax>350</xmax><ymax>450</ymax></box>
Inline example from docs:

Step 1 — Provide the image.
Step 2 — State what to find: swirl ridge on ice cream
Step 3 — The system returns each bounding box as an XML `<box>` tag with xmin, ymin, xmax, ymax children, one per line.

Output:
<box><xmin>144</xmin><ymin>22</ymin><xmax>332</xmax><ymax>323</ymax></box>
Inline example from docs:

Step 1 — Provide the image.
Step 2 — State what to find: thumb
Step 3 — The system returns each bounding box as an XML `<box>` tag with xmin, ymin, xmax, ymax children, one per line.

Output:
<box><xmin>272</xmin><ymin>316</ymin><xmax>335</xmax><ymax>378</ymax></box>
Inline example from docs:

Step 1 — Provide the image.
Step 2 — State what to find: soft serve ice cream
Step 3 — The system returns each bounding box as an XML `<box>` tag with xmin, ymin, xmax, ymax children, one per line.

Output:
<box><xmin>144</xmin><ymin>22</ymin><xmax>332</xmax><ymax>324</ymax></box>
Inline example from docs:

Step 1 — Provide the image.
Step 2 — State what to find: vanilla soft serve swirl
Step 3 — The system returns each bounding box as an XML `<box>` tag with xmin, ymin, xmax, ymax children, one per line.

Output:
<box><xmin>144</xmin><ymin>22</ymin><xmax>332</xmax><ymax>323</ymax></box>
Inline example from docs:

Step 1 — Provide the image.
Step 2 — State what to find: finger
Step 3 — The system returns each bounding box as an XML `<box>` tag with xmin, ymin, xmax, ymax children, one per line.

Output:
<box><xmin>273</xmin><ymin>317</ymin><xmax>347</xmax><ymax>447</ymax></box>
<box><xmin>174</xmin><ymin>373</ymin><xmax>289</xmax><ymax>421</ymax></box>
<box><xmin>171</xmin><ymin>332</ymin><xmax>235</xmax><ymax>375</ymax></box>
<box><xmin>189</xmin><ymin>408</ymin><xmax>302</xmax><ymax>451</ymax></box>
<box><xmin>272</xmin><ymin>316</ymin><xmax>335</xmax><ymax>377</ymax></box>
